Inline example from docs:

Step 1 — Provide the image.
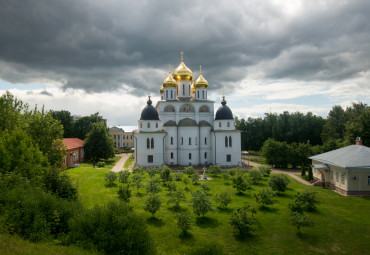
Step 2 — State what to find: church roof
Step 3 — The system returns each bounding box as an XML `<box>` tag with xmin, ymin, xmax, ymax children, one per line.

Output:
<box><xmin>178</xmin><ymin>118</ymin><xmax>197</xmax><ymax>127</ymax></box>
<box><xmin>309</xmin><ymin>145</ymin><xmax>370</xmax><ymax>169</ymax></box>
<box><xmin>164</xmin><ymin>120</ymin><xmax>177</xmax><ymax>127</ymax></box>
<box><xmin>215</xmin><ymin>98</ymin><xmax>233</xmax><ymax>120</ymax></box>
<box><xmin>140</xmin><ymin>98</ymin><xmax>159</xmax><ymax>120</ymax></box>
<box><xmin>198</xmin><ymin>120</ymin><xmax>211</xmax><ymax>127</ymax></box>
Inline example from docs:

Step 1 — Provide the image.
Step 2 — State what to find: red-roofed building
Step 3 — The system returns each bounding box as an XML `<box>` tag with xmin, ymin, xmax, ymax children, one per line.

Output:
<box><xmin>63</xmin><ymin>138</ymin><xmax>85</xmax><ymax>168</ymax></box>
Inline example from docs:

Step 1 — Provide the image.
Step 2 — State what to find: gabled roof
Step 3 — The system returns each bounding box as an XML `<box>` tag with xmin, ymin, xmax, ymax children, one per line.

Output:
<box><xmin>309</xmin><ymin>145</ymin><xmax>370</xmax><ymax>169</ymax></box>
<box><xmin>63</xmin><ymin>138</ymin><xmax>84</xmax><ymax>150</ymax></box>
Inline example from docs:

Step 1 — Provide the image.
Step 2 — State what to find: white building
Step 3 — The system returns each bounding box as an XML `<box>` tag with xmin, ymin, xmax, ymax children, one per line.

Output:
<box><xmin>134</xmin><ymin>54</ymin><xmax>241</xmax><ymax>167</ymax></box>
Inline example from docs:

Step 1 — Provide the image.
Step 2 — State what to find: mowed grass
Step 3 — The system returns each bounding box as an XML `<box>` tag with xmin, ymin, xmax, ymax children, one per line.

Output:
<box><xmin>67</xmin><ymin>165</ymin><xmax>370</xmax><ymax>255</ymax></box>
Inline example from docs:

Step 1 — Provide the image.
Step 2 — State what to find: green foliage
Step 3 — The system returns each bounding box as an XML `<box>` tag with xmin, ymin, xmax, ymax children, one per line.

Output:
<box><xmin>146</xmin><ymin>177</ymin><xmax>161</xmax><ymax>194</ymax></box>
<box><xmin>301</xmin><ymin>164</ymin><xmax>306</xmax><ymax>176</ymax></box>
<box><xmin>200</xmin><ymin>182</ymin><xmax>211</xmax><ymax>193</ymax></box>
<box><xmin>191</xmin><ymin>190</ymin><xmax>213</xmax><ymax>217</ymax></box>
<box><xmin>67</xmin><ymin>200</ymin><xmax>156</xmax><ymax>254</ymax></box>
<box><xmin>117</xmin><ymin>185</ymin><xmax>131</xmax><ymax>203</ymax></box>
<box><xmin>209</xmin><ymin>165</ymin><xmax>221</xmax><ymax>175</ymax></box>
<box><xmin>232</xmin><ymin>174</ymin><xmax>248</xmax><ymax>193</ymax></box>
<box><xmin>257</xmin><ymin>165</ymin><xmax>271</xmax><ymax>176</ymax></box>
<box><xmin>268</xmin><ymin>174</ymin><xmax>290</xmax><ymax>194</ymax></box>
<box><xmin>174</xmin><ymin>172</ymin><xmax>183</xmax><ymax>181</ymax></box>
<box><xmin>228</xmin><ymin>168</ymin><xmax>239</xmax><ymax>176</ymax></box>
<box><xmin>254</xmin><ymin>188</ymin><xmax>275</xmax><ymax>208</ymax></box>
<box><xmin>262</xmin><ymin>138</ymin><xmax>291</xmax><ymax>168</ymax></box>
<box><xmin>132</xmin><ymin>173</ymin><xmax>144</xmax><ymax>193</ymax></box>
<box><xmin>214</xmin><ymin>191</ymin><xmax>232</xmax><ymax>209</ymax></box>
<box><xmin>84</xmin><ymin>122</ymin><xmax>114</xmax><ymax>167</ymax></box>
<box><xmin>289</xmin><ymin>190</ymin><xmax>317</xmax><ymax>213</ymax></box>
<box><xmin>167</xmin><ymin>181</ymin><xmax>177</xmax><ymax>192</ymax></box>
<box><xmin>104</xmin><ymin>171</ymin><xmax>117</xmax><ymax>186</ymax></box>
<box><xmin>185</xmin><ymin>166</ymin><xmax>194</xmax><ymax>175</ymax></box>
<box><xmin>248</xmin><ymin>169</ymin><xmax>263</xmax><ymax>184</ymax></box>
<box><xmin>146</xmin><ymin>167</ymin><xmax>159</xmax><ymax>177</ymax></box>
<box><xmin>183</xmin><ymin>176</ymin><xmax>190</xmax><ymax>190</ymax></box>
<box><xmin>188</xmin><ymin>243</ymin><xmax>225</xmax><ymax>255</ymax></box>
<box><xmin>289</xmin><ymin>211</ymin><xmax>313</xmax><ymax>234</ymax></box>
<box><xmin>176</xmin><ymin>211</ymin><xmax>191</xmax><ymax>233</ymax></box>
<box><xmin>118</xmin><ymin>170</ymin><xmax>130</xmax><ymax>184</ymax></box>
<box><xmin>160</xmin><ymin>166</ymin><xmax>173</xmax><ymax>183</ymax></box>
<box><xmin>50</xmin><ymin>110</ymin><xmax>75</xmax><ymax>138</ymax></box>
<box><xmin>133</xmin><ymin>166</ymin><xmax>145</xmax><ymax>174</ymax></box>
<box><xmin>191</xmin><ymin>174</ymin><xmax>200</xmax><ymax>185</ymax></box>
<box><xmin>222</xmin><ymin>172</ymin><xmax>230</xmax><ymax>183</ymax></box>
<box><xmin>43</xmin><ymin>169</ymin><xmax>78</xmax><ymax>200</ymax></box>
<box><xmin>97</xmin><ymin>161</ymin><xmax>105</xmax><ymax>167</ymax></box>
<box><xmin>308</xmin><ymin>167</ymin><xmax>314</xmax><ymax>181</ymax></box>
<box><xmin>144</xmin><ymin>194</ymin><xmax>161</xmax><ymax>218</ymax></box>
<box><xmin>0</xmin><ymin>91</ymin><xmax>28</xmax><ymax>132</ymax></box>
<box><xmin>229</xmin><ymin>205</ymin><xmax>257</xmax><ymax>236</ymax></box>
<box><xmin>167</xmin><ymin>188</ymin><xmax>186</xmax><ymax>211</ymax></box>
<box><xmin>73</xmin><ymin>112</ymin><xmax>103</xmax><ymax>140</ymax></box>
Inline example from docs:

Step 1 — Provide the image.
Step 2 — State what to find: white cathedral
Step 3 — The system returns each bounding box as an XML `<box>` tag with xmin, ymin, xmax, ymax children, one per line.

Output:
<box><xmin>133</xmin><ymin>54</ymin><xmax>241</xmax><ymax>167</ymax></box>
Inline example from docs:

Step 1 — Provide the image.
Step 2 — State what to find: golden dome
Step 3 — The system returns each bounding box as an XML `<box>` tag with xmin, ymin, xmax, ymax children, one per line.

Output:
<box><xmin>191</xmin><ymin>84</ymin><xmax>195</xmax><ymax>94</ymax></box>
<box><xmin>173</xmin><ymin>52</ymin><xmax>193</xmax><ymax>81</ymax></box>
<box><xmin>160</xmin><ymin>85</ymin><xmax>164</xmax><ymax>93</ymax></box>
<box><xmin>194</xmin><ymin>65</ymin><xmax>208</xmax><ymax>89</ymax></box>
<box><xmin>162</xmin><ymin>72</ymin><xmax>177</xmax><ymax>88</ymax></box>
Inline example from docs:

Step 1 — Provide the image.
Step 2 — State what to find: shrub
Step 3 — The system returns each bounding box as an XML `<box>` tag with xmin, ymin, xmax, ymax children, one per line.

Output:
<box><xmin>257</xmin><ymin>166</ymin><xmax>271</xmax><ymax>176</ymax></box>
<box><xmin>146</xmin><ymin>167</ymin><xmax>159</xmax><ymax>178</ymax></box>
<box><xmin>167</xmin><ymin>188</ymin><xmax>186</xmax><ymax>211</ymax></box>
<box><xmin>146</xmin><ymin>177</ymin><xmax>161</xmax><ymax>194</ymax></box>
<box><xmin>232</xmin><ymin>174</ymin><xmax>248</xmax><ymax>193</ymax></box>
<box><xmin>254</xmin><ymin>188</ymin><xmax>275</xmax><ymax>208</ymax></box>
<box><xmin>289</xmin><ymin>190</ymin><xmax>317</xmax><ymax>213</ymax></box>
<box><xmin>144</xmin><ymin>194</ymin><xmax>161</xmax><ymax>218</ymax></box>
<box><xmin>160</xmin><ymin>167</ymin><xmax>173</xmax><ymax>184</ymax></box>
<box><xmin>229</xmin><ymin>205</ymin><xmax>257</xmax><ymax>236</ymax></box>
<box><xmin>191</xmin><ymin>190</ymin><xmax>213</xmax><ymax>218</ymax></box>
<box><xmin>176</xmin><ymin>211</ymin><xmax>191</xmax><ymax>233</ymax></box>
<box><xmin>209</xmin><ymin>165</ymin><xmax>221</xmax><ymax>175</ymax></box>
<box><xmin>185</xmin><ymin>166</ymin><xmax>194</xmax><ymax>175</ymax></box>
<box><xmin>67</xmin><ymin>201</ymin><xmax>156</xmax><ymax>255</ymax></box>
<box><xmin>200</xmin><ymin>182</ymin><xmax>211</xmax><ymax>193</ymax></box>
<box><xmin>118</xmin><ymin>170</ymin><xmax>130</xmax><ymax>184</ymax></box>
<box><xmin>248</xmin><ymin>169</ymin><xmax>263</xmax><ymax>184</ymax></box>
<box><xmin>117</xmin><ymin>185</ymin><xmax>131</xmax><ymax>203</ymax></box>
<box><xmin>104</xmin><ymin>171</ymin><xmax>117</xmax><ymax>186</ymax></box>
<box><xmin>268</xmin><ymin>174</ymin><xmax>290</xmax><ymax>194</ymax></box>
<box><xmin>308</xmin><ymin>167</ymin><xmax>314</xmax><ymax>181</ymax></box>
<box><xmin>289</xmin><ymin>211</ymin><xmax>313</xmax><ymax>234</ymax></box>
<box><xmin>222</xmin><ymin>172</ymin><xmax>230</xmax><ymax>183</ymax></box>
<box><xmin>191</xmin><ymin>174</ymin><xmax>200</xmax><ymax>185</ymax></box>
<box><xmin>183</xmin><ymin>177</ymin><xmax>190</xmax><ymax>190</ymax></box>
<box><xmin>43</xmin><ymin>169</ymin><xmax>78</xmax><ymax>200</ymax></box>
<box><xmin>228</xmin><ymin>168</ymin><xmax>238</xmax><ymax>176</ymax></box>
<box><xmin>97</xmin><ymin>161</ymin><xmax>105</xmax><ymax>167</ymax></box>
<box><xmin>174</xmin><ymin>172</ymin><xmax>183</xmax><ymax>181</ymax></box>
<box><xmin>131</xmin><ymin>173</ymin><xmax>144</xmax><ymax>194</ymax></box>
<box><xmin>215</xmin><ymin>191</ymin><xmax>232</xmax><ymax>209</ymax></box>
<box><xmin>132</xmin><ymin>166</ymin><xmax>145</xmax><ymax>174</ymax></box>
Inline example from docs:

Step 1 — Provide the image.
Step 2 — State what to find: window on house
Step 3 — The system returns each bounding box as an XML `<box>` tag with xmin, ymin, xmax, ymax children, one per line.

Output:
<box><xmin>171</xmin><ymin>90</ymin><xmax>173</xmax><ymax>98</ymax></box>
<box><xmin>204</xmin><ymin>152</ymin><xmax>207</xmax><ymax>159</ymax></box>
<box><xmin>166</xmin><ymin>90</ymin><xmax>168</xmax><ymax>98</ymax></box>
<box><xmin>156</xmin><ymin>123</ymin><xmax>158</xmax><ymax>128</ymax></box>
<box><xmin>181</xmin><ymin>137</ymin><xmax>183</xmax><ymax>145</ymax></box>
<box><xmin>148</xmin><ymin>155</ymin><xmax>153</xmax><ymax>163</ymax></box>
<box><xmin>189</xmin><ymin>137</ymin><xmax>191</xmax><ymax>145</ymax></box>
<box><xmin>189</xmin><ymin>153</ymin><xmax>192</xmax><ymax>160</ymax></box>
<box><xmin>336</xmin><ymin>172</ymin><xmax>339</xmax><ymax>182</ymax></box>
<box><xmin>229</xmin><ymin>136</ymin><xmax>232</xmax><ymax>147</ymax></box>
<box><xmin>205</xmin><ymin>137</ymin><xmax>207</xmax><ymax>145</ymax></box>
<box><xmin>227</xmin><ymin>122</ymin><xmax>230</xmax><ymax>127</ymax></box>
<box><xmin>183</xmin><ymin>84</ymin><xmax>185</xmax><ymax>95</ymax></box>
<box><xmin>171</xmin><ymin>137</ymin><xmax>173</xmax><ymax>145</ymax></box>
<box><xmin>330</xmin><ymin>170</ymin><xmax>333</xmax><ymax>179</ymax></box>
<box><xmin>368</xmin><ymin>176</ymin><xmax>370</xmax><ymax>185</ymax></box>
<box><xmin>140</xmin><ymin>123</ymin><xmax>142</xmax><ymax>128</ymax></box>
<box><xmin>147</xmin><ymin>123</ymin><xmax>150</xmax><ymax>128</ymax></box>
<box><xmin>188</xmin><ymin>85</ymin><xmax>190</xmax><ymax>95</ymax></box>
<box><xmin>147</xmin><ymin>138</ymin><xmax>150</xmax><ymax>149</ymax></box>
<box><xmin>151</xmin><ymin>138</ymin><xmax>154</xmax><ymax>149</ymax></box>
<box><xmin>225</xmin><ymin>136</ymin><xmax>228</xmax><ymax>147</ymax></box>
<box><xmin>341</xmin><ymin>173</ymin><xmax>345</xmax><ymax>184</ymax></box>
<box><xmin>197</xmin><ymin>91</ymin><xmax>199</xmax><ymax>98</ymax></box>
<box><xmin>219</xmin><ymin>122</ymin><xmax>221</xmax><ymax>128</ymax></box>
<box><xmin>171</xmin><ymin>152</ymin><xmax>174</xmax><ymax>159</ymax></box>
<box><xmin>227</xmin><ymin>154</ymin><xmax>231</xmax><ymax>162</ymax></box>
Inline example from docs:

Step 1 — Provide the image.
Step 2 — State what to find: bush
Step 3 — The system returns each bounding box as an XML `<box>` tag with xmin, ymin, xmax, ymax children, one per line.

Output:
<box><xmin>254</xmin><ymin>188</ymin><xmax>275</xmax><ymax>208</ymax></box>
<box><xmin>67</xmin><ymin>201</ymin><xmax>156</xmax><ymax>254</ymax></box>
<box><xmin>167</xmin><ymin>188</ymin><xmax>186</xmax><ymax>211</ymax></box>
<box><xmin>257</xmin><ymin>166</ymin><xmax>271</xmax><ymax>176</ymax></box>
<box><xmin>289</xmin><ymin>190</ymin><xmax>317</xmax><ymax>213</ymax></box>
<box><xmin>209</xmin><ymin>165</ymin><xmax>221</xmax><ymax>175</ymax></box>
<box><xmin>268</xmin><ymin>174</ymin><xmax>290</xmax><ymax>194</ymax></box>
<box><xmin>222</xmin><ymin>172</ymin><xmax>230</xmax><ymax>183</ymax></box>
<box><xmin>248</xmin><ymin>169</ymin><xmax>263</xmax><ymax>184</ymax></box>
<box><xmin>228</xmin><ymin>168</ymin><xmax>238</xmax><ymax>176</ymax></box>
<box><xmin>176</xmin><ymin>211</ymin><xmax>191</xmax><ymax>233</ymax></box>
<box><xmin>97</xmin><ymin>161</ymin><xmax>105</xmax><ymax>167</ymax></box>
<box><xmin>146</xmin><ymin>167</ymin><xmax>159</xmax><ymax>178</ymax></box>
<box><xmin>146</xmin><ymin>177</ymin><xmax>161</xmax><ymax>194</ymax></box>
<box><xmin>131</xmin><ymin>173</ymin><xmax>144</xmax><ymax>194</ymax></box>
<box><xmin>174</xmin><ymin>172</ymin><xmax>183</xmax><ymax>181</ymax></box>
<box><xmin>232</xmin><ymin>174</ymin><xmax>248</xmax><ymax>193</ymax></box>
<box><xmin>191</xmin><ymin>190</ymin><xmax>213</xmax><ymax>218</ymax></box>
<box><xmin>214</xmin><ymin>191</ymin><xmax>232</xmax><ymax>209</ymax></box>
<box><xmin>229</xmin><ymin>205</ymin><xmax>257</xmax><ymax>236</ymax></box>
<box><xmin>144</xmin><ymin>194</ymin><xmax>161</xmax><ymax>218</ymax></box>
<box><xmin>289</xmin><ymin>211</ymin><xmax>313</xmax><ymax>234</ymax></box>
<box><xmin>104</xmin><ymin>171</ymin><xmax>117</xmax><ymax>186</ymax></box>
<box><xmin>191</xmin><ymin>174</ymin><xmax>200</xmax><ymax>185</ymax></box>
<box><xmin>118</xmin><ymin>170</ymin><xmax>130</xmax><ymax>184</ymax></box>
<box><xmin>200</xmin><ymin>182</ymin><xmax>211</xmax><ymax>193</ymax></box>
<box><xmin>117</xmin><ymin>185</ymin><xmax>131</xmax><ymax>203</ymax></box>
<box><xmin>132</xmin><ymin>166</ymin><xmax>145</xmax><ymax>174</ymax></box>
<box><xmin>160</xmin><ymin>167</ymin><xmax>173</xmax><ymax>184</ymax></box>
<box><xmin>167</xmin><ymin>181</ymin><xmax>177</xmax><ymax>192</ymax></box>
<box><xmin>43</xmin><ymin>169</ymin><xmax>78</xmax><ymax>200</ymax></box>
<box><xmin>185</xmin><ymin>166</ymin><xmax>194</xmax><ymax>175</ymax></box>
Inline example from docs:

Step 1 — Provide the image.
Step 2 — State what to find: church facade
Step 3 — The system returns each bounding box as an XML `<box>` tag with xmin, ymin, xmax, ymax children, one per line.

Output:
<box><xmin>133</xmin><ymin>54</ymin><xmax>241</xmax><ymax>167</ymax></box>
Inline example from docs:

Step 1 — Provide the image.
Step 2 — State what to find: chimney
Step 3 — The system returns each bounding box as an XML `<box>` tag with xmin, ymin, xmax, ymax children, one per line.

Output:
<box><xmin>355</xmin><ymin>137</ymin><xmax>362</xmax><ymax>146</ymax></box>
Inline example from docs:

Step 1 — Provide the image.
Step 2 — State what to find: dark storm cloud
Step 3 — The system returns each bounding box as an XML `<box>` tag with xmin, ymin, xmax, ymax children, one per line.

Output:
<box><xmin>0</xmin><ymin>0</ymin><xmax>369</xmax><ymax>95</ymax></box>
<box><xmin>39</xmin><ymin>90</ymin><xmax>53</xmax><ymax>96</ymax></box>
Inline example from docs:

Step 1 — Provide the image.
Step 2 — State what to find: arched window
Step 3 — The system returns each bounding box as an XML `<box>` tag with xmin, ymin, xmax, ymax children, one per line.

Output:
<box><xmin>183</xmin><ymin>84</ymin><xmax>185</xmax><ymax>95</ymax></box>
<box><xmin>166</xmin><ymin>90</ymin><xmax>168</xmax><ymax>98</ymax></box>
<box><xmin>156</xmin><ymin>123</ymin><xmax>158</xmax><ymax>128</ymax></box>
<box><xmin>164</xmin><ymin>105</ymin><xmax>175</xmax><ymax>112</ymax></box>
<box><xmin>179</xmin><ymin>104</ymin><xmax>195</xmax><ymax>112</ymax></box>
<box><xmin>229</xmin><ymin>136</ymin><xmax>232</xmax><ymax>147</ymax></box>
<box><xmin>147</xmin><ymin>138</ymin><xmax>150</xmax><ymax>149</ymax></box>
<box><xmin>227</xmin><ymin>122</ymin><xmax>230</xmax><ymax>127</ymax></box>
<box><xmin>171</xmin><ymin>137</ymin><xmax>173</xmax><ymax>145</ymax></box>
<box><xmin>188</xmin><ymin>85</ymin><xmax>190</xmax><ymax>95</ymax></box>
<box><xmin>219</xmin><ymin>122</ymin><xmax>221</xmax><ymax>128</ymax></box>
<box><xmin>171</xmin><ymin>90</ymin><xmax>173</xmax><ymax>98</ymax></box>
<box><xmin>151</xmin><ymin>138</ymin><xmax>154</xmax><ymax>149</ymax></box>
<box><xmin>189</xmin><ymin>137</ymin><xmax>191</xmax><ymax>145</ymax></box>
<box><xmin>199</xmin><ymin>105</ymin><xmax>209</xmax><ymax>112</ymax></box>
<box><xmin>202</xmin><ymin>90</ymin><xmax>204</xmax><ymax>99</ymax></box>
<box><xmin>147</xmin><ymin>122</ymin><xmax>150</xmax><ymax>128</ymax></box>
<box><xmin>225</xmin><ymin>136</ymin><xmax>228</xmax><ymax>147</ymax></box>
<box><xmin>181</xmin><ymin>137</ymin><xmax>183</xmax><ymax>145</ymax></box>
<box><xmin>140</xmin><ymin>123</ymin><xmax>142</xmax><ymax>128</ymax></box>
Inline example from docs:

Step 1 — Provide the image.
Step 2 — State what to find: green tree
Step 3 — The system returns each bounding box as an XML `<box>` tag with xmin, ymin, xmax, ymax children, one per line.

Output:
<box><xmin>289</xmin><ymin>211</ymin><xmax>313</xmax><ymax>234</ymax></box>
<box><xmin>248</xmin><ymin>169</ymin><xmax>263</xmax><ymax>184</ymax></box>
<box><xmin>132</xmin><ymin>173</ymin><xmax>144</xmax><ymax>194</ymax></box>
<box><xmin>104</xmin><ymin>172</ymin><xmax>117</xmax><ymax>186</ymax></box>
<box><xmin>0</xmin><ymin>91</ymin><xmax>27</xmax><ymax>132</ymax></box>
<box><xmin>268</xmin><ymin>174</ymin><xmax>290</xmax><ymax>194</ymax></box>
<box><xmin>84</xmin><ymin>122</ymin><xmax>114</xmax><ymax>167</ymax></box>
<box><xmin>144</xmin><ymin>194</ymin><xmax>161</xmax><ymax>218</ymax></box>
<box><xmin>229</xmin><ymin>205</ymin><xmax>257</xmax><ymax>236</ymax></box>
<box><xmin>321</xmin><ymin>105</ymin><xmax>346</xmax><ymax>143</ymax></box>
<box><xmin>345</xmin><ymin>107</ymin><xmax>370</xmax><ymax>147</ymax></box>
<box><xmin>214</xmin><ymin>191</ymin><xmax>232</xmax><ymax>209</ymax></box>
<box><xmin>167</xmin><ymin>188</ymin><xmax>186</xmax><ymax>211</ymax></box>
<box><xmin>289</xmin><ymin>190</ymin><xmax>318</xmax><ymax>213</ymax></box>
<box><xmin>200</xmin><ymin>182</ymin><xmax>211</xmax><ymax>193</ymax></box>
<box><xmin>191</xmin><ymin>190</ymin><xmax>213</xmax><ymax>218</ymax></box>
<box><xmin>118</xmin><ymin>171</ymin><xmax>130</xmax><ymax>184</ymax></box>
<box><xmin>117</xmin><ymin>185</ymin><xmax>132</xmax><ymax>203</ymax></box>
<box><xmin>74</xmin><ymin>112</ymin><xmax>103</xmax><ymax>140</ymax></box>
<box><xmin>43</xmin><ymin>169</ymin><xmax>78</xmax><ymax>200</ymax></box>
<box><xmin>191</xmin><ymin>174</ymin><xmax>200</xmax><ymax>185</ymax></box>
<box><xmin>254</xmin><ymin>188</ymin><xmax>275</xmax><ymax>208</ymax></box>
<box><xmin>146</xmin><ymin>177</ymin><xmax>161</xmax><ymax>194</ymax></box>
<box><xmin>232</xmin><ymin>174</ymin><xmax>248</xmax><ymax>193</ymax></box>
<box><xmin>50</xmin><ymin>110</ymin><xmax>75</xmax><ymax>138</ymax></box>
<box><xmin>160</xmin><ymin>166</ymin><xmax>173</xmax><ymax>184</ymax></box>
<box><xmin>176</xmin><ymin>211</ymin><xmax>192</xmax><ymax>234</ymax></box>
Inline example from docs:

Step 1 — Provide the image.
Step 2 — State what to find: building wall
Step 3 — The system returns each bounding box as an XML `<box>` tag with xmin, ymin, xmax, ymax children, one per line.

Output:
<box><xmin>64</xmin><ymin>147</ymin><xmax>84</xmax><ymax>169</ymax></box>
<box><xmin>212</xmin><ymin>131</ymin><xmax>241</xmax><ymax>166</ymax></box>
<box><xmin>109</xmin><ymin>127</ymin><xmax>134</xmax><ymax>148</ymax></box>
<box><xmin>134</xmin><ymin>132</ymin><xmax>166</xmax><ymax>167</ymax></box>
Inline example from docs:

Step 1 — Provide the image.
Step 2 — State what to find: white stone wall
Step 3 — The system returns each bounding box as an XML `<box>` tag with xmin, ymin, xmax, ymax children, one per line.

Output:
<box><xmin>134</xmin><ymin>132</ymin><xmax>166</xmax><ymax>167</ymax></box>
<box><xmin>212</xmin><ymin>131</ymin><xmax>241</xmax><ymax>166</ymax></box>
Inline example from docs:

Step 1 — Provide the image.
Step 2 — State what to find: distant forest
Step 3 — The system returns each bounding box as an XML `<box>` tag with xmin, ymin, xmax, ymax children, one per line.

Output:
<box><xmin>235</xmin><ymin>102</ymin><xmax>370</xmax><ymax>151</ymax></box>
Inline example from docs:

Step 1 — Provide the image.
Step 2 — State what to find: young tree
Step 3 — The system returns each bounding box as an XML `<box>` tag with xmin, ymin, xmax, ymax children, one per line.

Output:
<box><xmin>191</xmin><ymin>190</ymin><xmax>213</xmax><ymax>218</ymax></box>
<box><xmin>144</xmin><ymin>194</ymin><xmax>161</xmax><ymax>218</ymax></box>
<box><xmin>84</xmin><ymin>122</ymin><xmax>115</xmax><ymax>168</ymax></box>
<box><xmin>132</xmin><ymin>173</ymin><xmax>144</xmax><ymax>194</ymax></box>
<box><xmin>232</xmin><ymin>174</ymin><xmax>248</xmax><ymax>193</ymax></box>
<box><xmin>118</xmin><ymin>171</ymin><xmax>130</xmax><ymax>184</ymax></box>
<box><xmin>104</xmin><ymin>172</ymin><xmax>117</xmax><ymax>186</ymax></box>
<box><xmin>174</xmin><ymin>172</ymin><xmax>183</xmax><ymax>181</ymax></box>
<box><xmin>147</xmin><ymin>167</ymin><xmax>159</xmax><ymax>178</ymax></box>
<box><xmin>183</xmin><ymin>176</ymin><xmax>190</xmax><ymax>190</ymax></box>
<box><xmin>289</xmin><ymin>190</ymin><xmax>318</xmax><ymax>213</ymax></box>
<box><xmin>117</xmin><ymin>185</ymin><xmax>132</xmax><ymax>203</ymax></box>
<box><xmin>307</xmin><ymin>167</ymin><xmax>314</xmax><ymax>181</ymax></box>
<box><xmin>184</xmin><ymin>166</ymin><xmax>194</xmax><ymax>175</ymax></box>
<box><xmin>209</xmin><ymin>164</ymin><xmax>221</xmax><ymax>175</ymax></box>
<box><xmin>257</xmin><ymin>165</ymin><xmax>271</xmax><ymax>176</ymax></box>
<box><xmin>254</xmin><ymin>188</ymin><xmax>275</xmax><ymax>208</ymax></box>
<box><xmin>229</xmin><ymin>205</ymin><xmax>257</xmax><ymax>236</ymax></box>
<box><xmin>167</xmin><ymin>181</ymin><xmax>177</xmax><ymax>192</ymax></box>
<box><xmin>200</xmin><ymin>182</ymin><xmax>211</xmax><ymax>193</ymax></box>
<box><xmin>191</xmin><ymin>174</ymin><xmax>200</xmax><ymax>185</ymax></box>
<box><xmin>289</xmin><ymin>211</ymin><xmax>313</xmax><ymax>234</ymax></box>
<box><xmin>146</xmin><ymin>177</ymin><xmax>161</xmax><ymax>194</ymax></box>
<box><xmin>248</xmin><ymin>169</ymin><xmax>263</xmax><ymax>184</ymax></box>
<box><xmin>176</xmin><ymin>211</ymin><xmax>192</xmax><ymax>234</ymax></box>
<box><xmin>167</xmin><ymin>188</ymin><xmax>186</xmax><ymax>211</ymax></box>
<box><xmin>215</xmin><ymin>191</ymin><xmax>232</xmax><ymax>209</ymax></box>
<box><xmin>160</xmin><ymin>166</ymin><xmax>173</xmax><ymax>184</ymax></box>
<box><xmin>222</xmin><ymin>172</ymin><xmax>231</xmax><ymax>184</ymax></box>
<box><xmin>74</xmin><ymin>112</ymin><xmax>103</xmax><ymax>140</ymax></box>
<box><xmin>268</xmin><ymin>174</ymin><xmax>290</xmax><ymax>194</ymax></box>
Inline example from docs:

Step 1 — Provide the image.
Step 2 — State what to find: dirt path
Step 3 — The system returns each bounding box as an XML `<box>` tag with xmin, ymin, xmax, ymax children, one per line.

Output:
<box><xmin>111</xmin><ymin>153</ymin><xmax>133</xmax><ymax>172</ymax></box>
<box><xmin>242</xmin><ymin>159</ymin><xmax>313</xmax><ymax>186</ymax></box>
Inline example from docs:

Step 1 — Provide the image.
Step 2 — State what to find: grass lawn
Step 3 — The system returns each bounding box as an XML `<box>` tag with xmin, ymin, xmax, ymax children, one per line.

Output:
<box><xmin>67</xmin><ymin>166</ymin><xmax>370</xmax><ymax>255</ymax></box>
<box><xmin>123</xmin><ymin>154</ymin><xmax>133</xmax><ymax>169</ymax></box>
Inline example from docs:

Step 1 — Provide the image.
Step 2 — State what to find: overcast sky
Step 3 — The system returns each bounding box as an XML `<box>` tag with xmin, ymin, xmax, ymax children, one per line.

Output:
<box><xmin>1</xmin><ymin>0</ymin><xmax>369</xmax><ymax>127</ymax></box>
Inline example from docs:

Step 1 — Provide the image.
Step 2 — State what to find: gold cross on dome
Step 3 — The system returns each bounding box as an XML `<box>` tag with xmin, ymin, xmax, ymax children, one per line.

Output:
<box><xmin>200</xmin><ymin>65</ymin><xmax>202</xmax><ymax>74</ymax></box>
<box><xmin>169</xmin><ymin>64</ymin><xmax>171</xmax><ymax>73</ymax></box>
<box><xmin>148</xmin><ymin>87</ymin><xmax>151</xmax><ymax>99</ymax></box>
<box><xmin>222</xmin><ymin>87</ymin><xmax>225</xmax><ymax>99</ymax></box>
<box><xmin>181</xmin><ymin>51</ymin><xmax>184</xmax><ymax>61</ymax></box>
